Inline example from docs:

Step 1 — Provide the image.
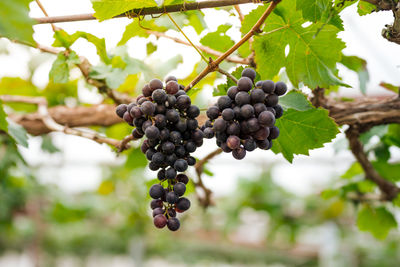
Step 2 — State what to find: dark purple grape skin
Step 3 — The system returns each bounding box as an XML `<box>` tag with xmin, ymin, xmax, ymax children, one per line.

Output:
<box><xmin>274</xmin><ymin>81</ymin><xmax>287</xmax><ymax>96</ymax></box>
<box><xmin>116</xmin><ymin>104</ymin><xmax>127</xmax><ymax>118</ymax></box>
<box><xmin>213</xmin><ymin>118</ymin><xmax>227</xmax><ymax>132</ymax></box>
<box><xmin>166</xmin><ymin>109</ymin><xmax>180</xmax><ymax>123</ymax></box>
<box><xmin>187</xmin><ymin>119</ymin><xmax>198</xmax><ymax>130</ymax></box>
<box><xmin>247</xmin><ymin>118</ymin><xmax>260</xmax><ymax>132</ymax></box>
<box><xmin>154</xmin><ymin>114</ymin><xmax>167</xmax><ymax>128</ymax></box>
<box><xmin>161</xmin><ymin>141</ymin><xmax>175</xmax><ymax>154</ymax></box>
<box><xmin>167</xmin><ymin>208</ymin><xmax>176</xmax><ymax>218</ymax></box>
<box><xmin>227</xmin><ymin>135</ymin><xmax>240</xmax><ymax>150</ymax></box>
<box><xmin>149</xmin><ymin>78</ymin><xmax>163</xmax><ymax>90</ymax></box>
<box><xmin>262</xmin><ymin>80</ymin><xmax>275</xmax><ymax>94</ymax></box>
<box><xmin>132</xmin><ymin>129</ymin><xmax>144</xmax><ymax>139</ymax></box>
<box><xmin>227</xmin><ymin>86</ymin><xmax>239</xmax><ymax>99</ymax></box>
<box><xmin>165</xmin><ymin>75</ymin><xmax>178</xmax><ymax>83</ymax></box>
<box><xmin>173</xmin><ymin>182</ymin><xmax>186</xmax><ymax>196</ymax></box>
<box><xmin>203</xmin><ymin>127</ymin><xmax>214</xmax><ymax>138</ymax></box>
<box><xmin>266</xmin><ymin>107</ymin><xmax>276</xmax><ymax>116</ymax></box>
<box><xmin>141</xmin><ymin>101</ymin><xmax>156</xmax><ymax>116</ymax></box>
<box><xmin>240</xmin><ymin>104</ymin><xmax>255</xmax><ymax>119</ymax></box>
<box><xmin>217</xmin><ymin>96</ymin><xmax>232</xmax><ymax>110</ymax></box>
<box><xmin>226</xmin><ymin>122</ymin><xmax>240</xmax><ymax>136</ymax></box>
<box><xmin>152</xmin><ymin>89</ymin><xmax>167</xmax><ymax>104</ymax></box>
<box><xmin>241</xmin><ymin>68</ymin><xmax>256</xmax><ymax>81</ymax></box>
<box><xmin>257</xmin><ymin>139</ymin><xmax>270</xmax><ymax>149</ymax></box>
<box><xmin>187</xmin><ymin>156</ymin><xmax>196</xmax><ymax>166</ymax></box>
<box><xmin>167</xmin><ymin>217</ymin><xmax>180</xmax><ymax>231</ymax></box>
<box><xmin>166</xmin><ymin>81</ymin><xmax>179</xmax><ymax>95</ymax></box>
<box><xmin>154</xmin><ymin>214</ymin><xmax>167</xmax><ymax>228</ymax></box>
<box><xmin>220</xmin><ymin>142</ymin><xmax>233</xmax><ymax>153</ymax></box>
<box><xmin>145</xmin><ymin>126</ymin><xmax>160</xmax><ymax>140</ymax></box>
<box><xmin>274</xmin><ymin>105</ymin><xmax>283</xmax><ymax>119</ymax></box>
<box><xmin>235</xmin><ymin>91</ymin><xmax>251</xmax><ymax>106</ymax></box>
<box><xmin>149</xmin><ymin>184</ymin><xmax>165</xmax><ymax>199</ymax></box>
<box><xmin>187</xmin><ymin>105</ymin><xmax>200</xmax><ymax>118</ymax></box>
<box><xmin>141</xmin><ymin>141</ymin><xmax>149</xmax><ymax>154</ymax></box>
<box><xmin>206</xmin><ymin>106</ymin><xmax>220</xmax><ymax>120</ymax></box>
<box><xmin>176</xmin><ymin>174</ymin><xmax>189</xmax><ymax>184</ymax></box>
<box><xmin>243</xmin><ymin>138</ymin><xmax>257</xmax><ymax>151</ymax></box>
<box><xmin>142</xmin><ymin>84</ymin><xmax>152</xmax><ymax>97</ymax></box>
<box><xmin>151</xmin><ymin>152</ymin><xmax>165</xmax><ymax>165</ymax></box>
<box><xmin>166</xmin><ymin>95</ymin><xmax>176</xmax><ymax>108</ymax></box>
<box><xmin>123</xmin><ymin>112</ymin><xmax>133</xmax><ymax>125</ymax></box>
<box><xmin>185</xmin><ymin>141</ymin><xmax>196</xmax><ymax>153</ymax></box>
<box><xmin>146</xmin><ymin>148</ymin><xmax>156</xmax><ymax>161</ymax></box>
<box><xmin>169</xmin><ymin>131</ymin><xmax>182</xmax><ymax>144</ymax></box>
<box><xmin>130</xmin><ymin>106</ymin><xmax>143</xmax><ymax>119</ymax></box>
<box><xmin>176</xmin><ymin>95</ymin><xmax>191</xmax><ymax>110</ymax></box>
<box><xmin>258</xmin><ymin>111</ymin><xmax>276</xmax><ymax>127</ymax></box>
<box><xmin>174</xmin><ymin>159</ymin><xmax>188</xmax><ymax>172</ymax></box>
<box><xmin>150</xmin><ymin>199</ymin><xmax>163</xmax><ymax>210</ymax></box>
<box><xmin>269</xmin><ymin>126</ymin><xmax>280</xmax><ymax>139</ymax></box>
<box><xmin>176</xmin><ymin>197</ymin><xmax>191</xmax><ymax>211</ymax></box>
<box><xmin>141</xmin><ymin>120</ymin><xmax>153</xmax><ymax>132</ymax></box>
<box><xmin>153</xmin><ymin>207</ymin><xmax>164</xmax><ymax>217</ymax></box>
<box><xmin>157</xmin><ymin>169</ymin><xmax>165</xmax><ymax>180</ymax></box>
<box><xmin>149</xmin><ymin>161</ymin><xmax>160</xmax><ymax>171</ymax></box>
<box><xmin>165</xmin><ymin>154</ymin><xmax>177</xmax><ymax>166</ymax></box>
<box><xmin>232</xmin><ymin>147</ymin><xmax>246</xmax><ymax>160</ymax></box>
<box><xmin>166</xmin><ymin>191</ymin><xmax>178</xmax><ymax>204</ymax></box>
<box><xmin>237</xmin><ymin>77</ymin><xmax>253</xmax><ymax>92</ymax></box>
<box><xmin>265</xmin><ymin>94</ymin><xmax>279</xmax><ymax>107</ymax></box>
<box><xmin>165</xmin><ymin>167</ymin><xmax>177</xmax><ymax>179</ymax></box>
<box><xmin>222</xmin><ymin>108</ymin><xmax>235</xmax><ymax>121</ymax></box>
<box><xmin>250</xmin><ymin>89</ymin><xmax>265</xmax><ymax>104</ymax></box>
<box><xmin>253</xmin><ymin>127</ymin><xmax>270</xmax><ymax>141</ymax></box>
<box><xmin>254</xmin><ymin>103</ymin><xmax>267</xmax><ymax>116</ymax></box>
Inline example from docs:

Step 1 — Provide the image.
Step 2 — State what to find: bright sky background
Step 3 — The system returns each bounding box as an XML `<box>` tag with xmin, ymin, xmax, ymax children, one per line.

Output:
<box><xmin>0</xmin><ymin>1</ymin><xmax>399</xmax><ymax>197</ymax></box>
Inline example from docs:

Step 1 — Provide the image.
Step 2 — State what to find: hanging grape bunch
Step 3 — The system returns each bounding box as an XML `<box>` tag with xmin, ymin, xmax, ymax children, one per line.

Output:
<box><xmin>202</xmin><ymin>68</ymin><xmax>286</xmax><ymax>159</ymax></box>
<box><xmin>115</xmin><ymin>76</ymin><xmax>204</xmax><ymax>231</ymax></box>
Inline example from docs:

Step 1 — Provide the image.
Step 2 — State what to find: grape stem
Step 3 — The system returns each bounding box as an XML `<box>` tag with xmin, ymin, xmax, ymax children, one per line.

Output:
<box><xmin>33</xmin><ymin>0</ymin><xmax>273</xmax><ymax>24</ymax></box>
<box><xmin>217</xmin><ymin>67</ymin><xmax>238</xmax><ymax>84</ymax></box>
<box><xmin>194</xmin><ymin>148</ymin><xmax>223</xmax><ymax>208</ymax></box>
<box><xmin>184</xmin><ymin>0</ymin><xmax>280</xmax><ymax>91</ymax></box>
<box><xmin>346</xmin><ymin>126</ymin><xmax>400</xmax><ymax>201</ymax></box>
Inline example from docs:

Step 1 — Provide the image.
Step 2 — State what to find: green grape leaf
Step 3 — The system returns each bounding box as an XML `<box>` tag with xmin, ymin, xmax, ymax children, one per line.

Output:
<box><xmin>0</xmin><ymin>0</ymin><xmax>35</xmax><ymax>45</ymax></box>
<box><xmin>53</xmin><ymin>30</ymin><xmax>109</xmax><ymax>63</ymax></box>
<box><xmin>253</xmin><ymin>1</ymin><xmax>347</xmax><ymax>88</ymax></box>
<box><xmin>119</xmin><ymin>19</ymin><xmax>167</xmax><ymax>46</ymax></box>
<box><xmin>241</xmin><ymin>5</ymin><xmax>266</xmax><ymax>35</ymax></box>
<box><xmin>296</xmin><ymin>0</ymin><xmax>331</xmax><ymax>22</ymax></box>
<box><xmin>49</xmin><ymin>52</ymin><xmax>80</xmax><ymax>84</ymax></box>
<box><xmin>41</xmin><ymin>135</ymin><xmax>61</xmax><ymax>153</ymax></box>
<box><xmin>385</xmin><ymin>124</ymin><xmax>400</xmax><ymax>147</ymax></box>
<box><xmin>341</xmin><ymin>162</ymin><xmax>363</xmax><ymax>179</ymax></box>
<box><xmin>379</xmin><ymin>82</ymin><xmax>399</xmax><ymax>94</ymax></box>
<box><xmin>92</xmin><ymin>0</ymin><xmax>157</xmax><ymax>21</ymax></box>
<box><xmin>279</xmin><ymin>91</ymin><xmax>313</xmax><ymax>111</ymax></box>
<box><xmin>125</xmin><ymin>147</ymin><xmax>147</xmax><ymax>170</ymax></box>
<box><xmin>200</xmin><ymin>24</ymin><xmax>234</xmax><ymax>52</ymax></box>
<box><xmin>271</xmin><ymin>108</ymin><xmax>339</xmax><ymax>162</ymax></box>
<box><xmin>146</xmin><ymin>42</ymin><xmax>157</xmax><ymax>55</ymax></box>
<box><xmin>90</xmin><ymin>47</ymin><xmax>154</xmax><ymax>89</ymax></box>
<box><xmin>357</xmin><ymin>205</ymin><xmax>397</xmax><ymax>240</ymax></box>
<box><xmin>185</xmin><ymin>11</ymin><xmax>207</xmax><ymax>34</ymax></box>
<box><xmin>6</xmin><ymin>119</ymin><xmax>28</xmax><ymax>148</ymax></box>
<box><xmin>372</xmin><ymin>161</ymin><xmax>400</xmax><ymax>182</ymax></box>
<box><xmin>214</xmin><ymin>66</ymin><xmax>244</xmax><ymax>96</ymax></box>
<box><xmin>340</xmin><ymin>55</ymin><xmax>369</xmax><ymax>94</ymax></box>
<box><xmin>0</xmin><ymin>100</ymin><xmax>8</xmax><ymax>132</ymax></box>
<box><xmin>357</xmin><ymin>1</ymin><xmax>376</xmax><ymax>15</ymax></box>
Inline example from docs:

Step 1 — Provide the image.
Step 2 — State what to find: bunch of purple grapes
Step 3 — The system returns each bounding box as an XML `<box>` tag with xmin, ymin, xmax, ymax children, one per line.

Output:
<box><xmin>202</xmin><ymin>68</ymin><xmax>286</xmax><ymax>159</ymax></box>
<box><xmin>115</xmin><ymin>76</ymin><xmax>204</xmax><ymax>231</ymax></box>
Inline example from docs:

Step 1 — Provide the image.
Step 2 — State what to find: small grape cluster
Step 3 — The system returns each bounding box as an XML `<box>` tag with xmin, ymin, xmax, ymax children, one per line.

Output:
<box><xmin>115</xmin><ymin>76</ymin><xmax>204</xmax><ymax>231</ymax></box>
<box><xmin>202</xmin><ymin>68</ymin><xmax>287</xmax><ymax>159</ymax></box>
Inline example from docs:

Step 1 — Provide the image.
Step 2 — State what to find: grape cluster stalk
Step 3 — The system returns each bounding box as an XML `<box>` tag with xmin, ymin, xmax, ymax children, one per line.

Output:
<box><xmin>115</xmin><ymin>76</ymin><xmax>204</xmax><ymax>231</ymax></box>
<box><xmin>202</xmin><ymin>68</ymin><xmax>287</xmax><ymax>159</ymax></box>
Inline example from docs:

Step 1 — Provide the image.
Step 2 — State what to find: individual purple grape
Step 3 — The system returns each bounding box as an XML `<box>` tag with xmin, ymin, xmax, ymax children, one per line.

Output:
<box><xmin>153</xmin><ymin>207</ymin><xmax>164</xmax><ymax>217</ymax></box>
<box><xmin>227</xmin><ymin>135</ymin><xmax>241</xmax><ymax>150</ymax></box>
<box><xmin>149</xmin><ymin>184</ymin><xmax>165</xmax><ymax>199</ymax></box>
<box><xmin>206</xmin><ymin>106</ymin><xmax>220</xmax><ymax>120</ymax></box>
<box><xmin>173</xmin><ymin>182</ymin><xmax>186</xmax><ymax>196</ymax></box>
<box><xmin>262</xmin><ymin>80</ymin><xmax>275</xmax><ymax>94</ymax></box>
<box><xmin>237</xmin><ymin>77</ymin><xmax>253</xmax><ymax>92</ymax></box>
<box><xmin>150</xmin><ymin>199</ymin><xmax>163</xmax><ymax>210</ymax></box>
<box><xmin>274</xmin><ymin>81</ymin><xmax>287</xmax><ymax>96</ymax></box>
<box><xmin>167</xmin><ymin>217</ymin><xmax>180</xmax><ymax>231</ymax></box>
<box><xmin>241</xmin><ymin>68</ymin><xmax>256</xmax><ymax>81</ymax></box>
<box><xmin>116</xmin><ymin>104</ymin><xmax>127</xmax><ymax>118</ymax></box>
<box><xmin>166</xmin><ymin>80</ymin><xmax>179</xmax><ymax>95</ymax></box>
<box><xmin>154</xmin><ymin>214</ymin><xmax>167</xmax><ymax>228</ymax></box>
<box><xmin>149</xmin><ymin>78</ymin><xmax>163</xmax><ymax>90</ymax></box>
<box><xmin>269</xmin><ymin>126</ymin><xmax>280</xmax><ymax>139</ymax></box>
<box><xmin>176</xmin><ymin>174</ymin><xmax>189</xmax><ymax>184</ymax></box>
<box><xmin>176</xmin><ymin>197</ymin><xmax>191</xmax><ymax>212</ymax></box>
<box><xmin>232</xmin><ymin>147</ymin><xmax>246</xmax><ymax>160</ymax></box>
<box><xmin>258</xmin><ymin>111</ymin><xmax>275</xmax><ymax>127</ymax></box>
<box><xmin>235</xmin><ymin>91</ymin><xmax>251</xmax><ymax>106</ymax></box>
